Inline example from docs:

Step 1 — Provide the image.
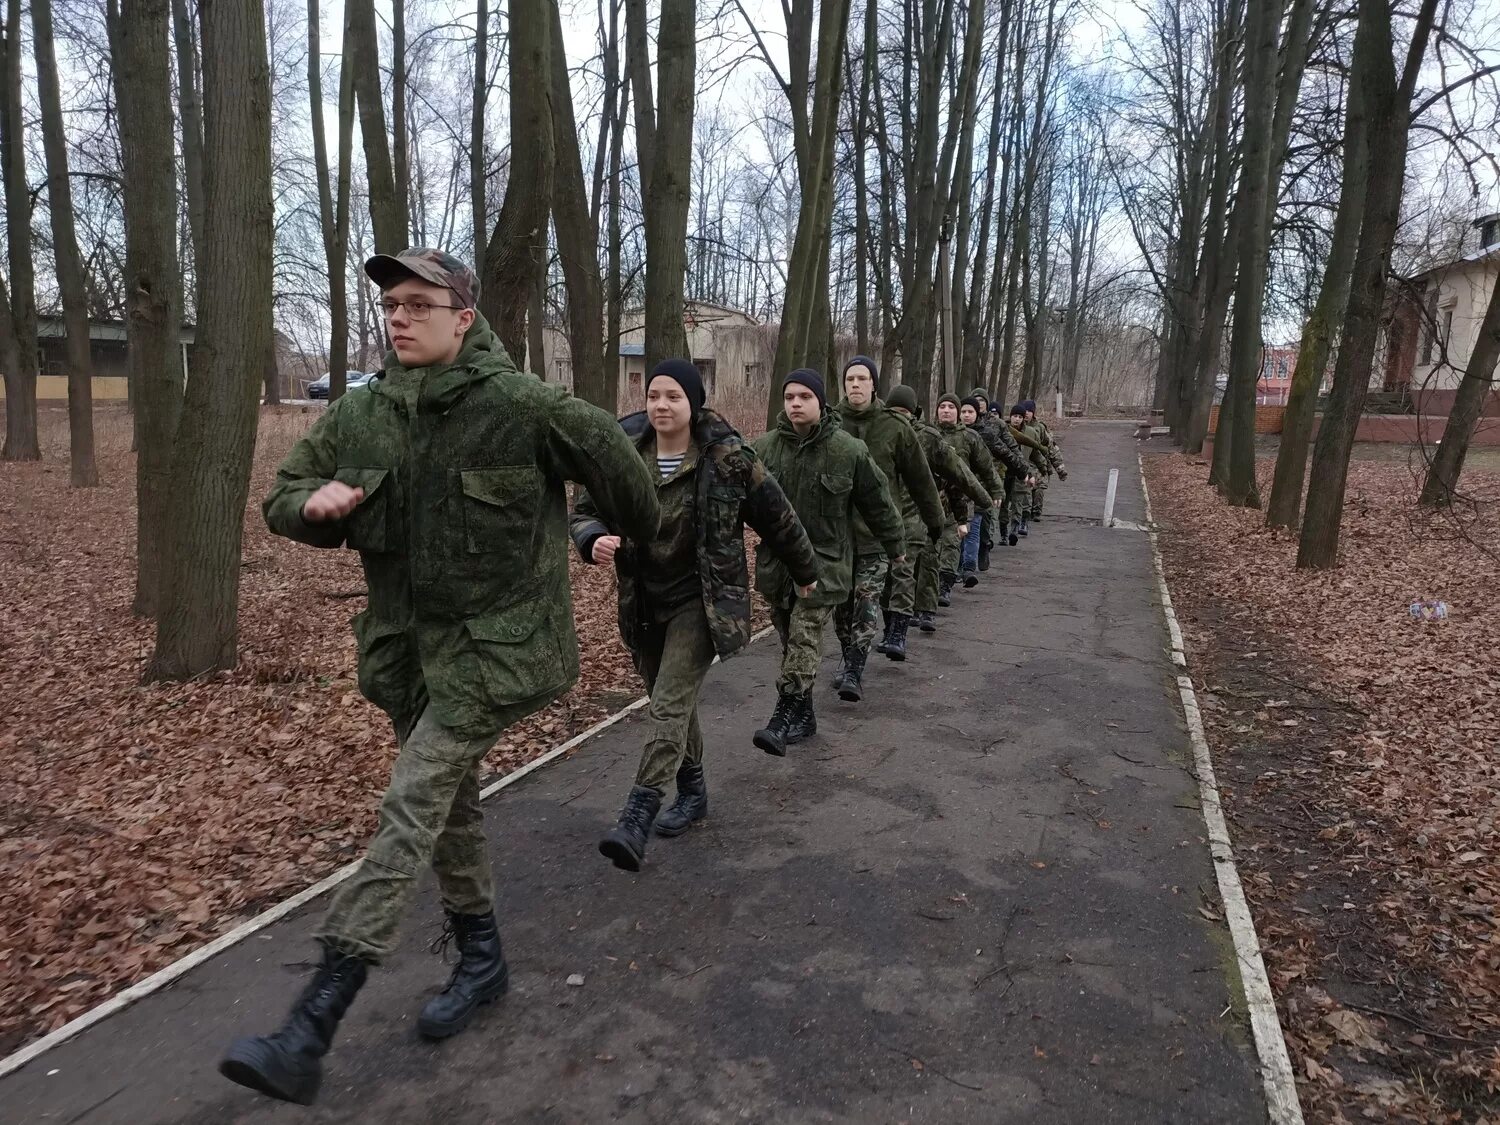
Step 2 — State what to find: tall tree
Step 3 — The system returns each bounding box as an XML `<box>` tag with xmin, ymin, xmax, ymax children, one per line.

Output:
<box><xmin>33</xmin><ymin>0</ymin><xmax>100</xmax><ymax>487</ymax></box>
<box><xmin>346</xmin><ymin>0</ymin><xmax>404</xmax><ymax>253</ymax></box>
<box><xmin>478</xmin><ymin>0</ymin><xmax>553</xmax><ymax>365</ymax></box>
<box><xmin>170</xmin><ymin>0</ymin><xmax>205</xmax><ymax>305</ymax></box>
<box><xmin>0</xmin><ymin>0</ymin><xmax>37</xmax><ymax>460</ymax></box>
<box><xmin>392</xmin><ymin>0</ymin><xmax>410</xmax><ymax>234</ymax></box>
<box><xmin>309</xmin><ymin>0</ymin><xmax>355</xmax><ymax>400</ymax></box>
<box><xmin>112</xmin><ymin>0</ymin><xmax>183</xmax><ymax>617</ymax></box>
<box><xmin>470</xmin><ymin>0</ymin><xmax>487</xmax><ymax>256</ymax></box>
<box><xmin>147</xmin><ymin>0</ymin><xmax>274</xmax><ymax>678</ymax></box>
<box><xmin>1298</xmin><ymin>0</ymin><xmax>1439</xmax><ymax>568</ymax></box>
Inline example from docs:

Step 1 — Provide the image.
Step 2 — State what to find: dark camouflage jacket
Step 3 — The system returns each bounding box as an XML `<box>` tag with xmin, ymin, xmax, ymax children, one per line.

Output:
<box><xmin>750</xmin><ymin>410</ymin><xmax>904</xmax><ymax>608</ymax></box>
<box><xmin>910</xmin><ymin>415</ymin><xmax>992</xmax><ymax>524</ymax></box>
<box><xmin>570</xmin><ymin>409</ymin><xmax>816</xmax><ymax>662</ymax></box>
<box><xmin>972</xmin><ymin>413</ymin><xmax>1034</xmax><ymax>477</ymax></box>
<box><xmin>263</xmin><ymin>315</ymin><xmax>660</xmax><ymax>741</ymax></box>
<box><xmin>835</xmin><ymin>397</ymin><xmax>946</xmax><ymax>546</ymax></box>
<box><xmin>941</xmin><ymin>421</ymin><xmax>1004</xmax><ymax>503</ymax></box>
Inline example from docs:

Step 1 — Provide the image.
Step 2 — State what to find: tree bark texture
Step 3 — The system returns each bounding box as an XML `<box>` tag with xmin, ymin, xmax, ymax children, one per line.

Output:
<box><xmin>170</xmin><ymin>0</ymin><xmax>206</xmax><ymax>307</ymax></box>
<box><xmin>347</xmin><ymin>0</ymin><xmax>404</xmax><ymax>254</ymax></box>
<box><xmin>641</xmin><ymin>0</ymin><xmax>694</xmax><ymax>371</ymax></box>
<box><xmin>1418</xmin><ymin>259</ymin><xmax>1500</xmax><ymax>505</ymax></box>
<box><xmin>147</xmin><ymin>0</ymin><xmax>274</xmax><ymax>679</ymax></box>
<box><xmin>0</xmin><ymin>0</ymin><xmax>36</xmax><ymax>459</ymax></box>
<box><xmin>309</xmin><ymin>0</ymin><xmax>354</xmax><ymax>400</ymax></box>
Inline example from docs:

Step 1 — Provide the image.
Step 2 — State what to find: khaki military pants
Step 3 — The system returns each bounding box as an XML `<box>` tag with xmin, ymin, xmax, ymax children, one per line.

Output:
<box><xmin>633</xmin><ymin>601</ymin><xmax>717</xmax><ymax>793</ymax></box>
<box><xmin>319</xmin><ymin>706</ymin><xmax>502</xmax><ymax>962</ymax></box>
<box><xmin>772</xmin><ymin>598</ymin><xmax>835</xmax><ymax>696</ymax></box>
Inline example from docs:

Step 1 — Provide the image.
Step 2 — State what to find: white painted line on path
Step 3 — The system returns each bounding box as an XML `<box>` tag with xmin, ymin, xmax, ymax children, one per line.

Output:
<box><xmin>1139</xmin><ymin>454</ymin><xmax>1304</xmax><ymax>1125</ymax></box>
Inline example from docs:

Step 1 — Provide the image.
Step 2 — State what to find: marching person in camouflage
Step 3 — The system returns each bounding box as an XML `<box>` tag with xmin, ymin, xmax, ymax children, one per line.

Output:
<box><xmin>884</xmin><ymin>386</ymin><xmax>992</xmax><ymax>634</ymax></box>
<box><xmin>935</xmin><ymin>393</ymin><xmax>1002</xmax><ymax>606</ymax></box>
<box><xmin>834</xmin><ymin>357</ymin><xmax>945</xmax><ymax>673</ymax></box>
<box><xmin>1021</xmin><ymin>400</ymin><xmax>1067</xmax><ymax>518</ymax></box>
<box><xmin>1008</xmin><ymin>402</ymin><xmax>1046</xmax><ymax>538</ymax></box>
<box><xmin>221</xmin><ymin>248</ymin><xmax>660</xmax><ymax>1106</ymax></box>
<box><xmin>750</xmin><ymin>369</ymin><xmax>904</xmax><ymax>752</ymax></box>
<box><xmin>965</xmin><ymin>388</ymin><xmax>1033</xmax><ymax>570</ymax></box>
<box><xmin>571</xmin><ymin>360</ymin><xmax>816</xmax><ymax>872</ymax></box>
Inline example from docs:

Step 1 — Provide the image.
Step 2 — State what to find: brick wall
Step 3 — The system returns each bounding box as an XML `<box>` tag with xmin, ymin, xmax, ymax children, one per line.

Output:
<box><xmin>1208</xmin><ymin>404</ymin><xmax>1285</xmax><ymax>434</ymax></box>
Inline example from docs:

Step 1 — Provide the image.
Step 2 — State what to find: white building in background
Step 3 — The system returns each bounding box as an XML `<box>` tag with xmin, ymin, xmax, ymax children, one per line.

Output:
<box><xmin>541</xmin><ymin>300</ymin><xmax>776</xmax><ymax>398</ymax></box>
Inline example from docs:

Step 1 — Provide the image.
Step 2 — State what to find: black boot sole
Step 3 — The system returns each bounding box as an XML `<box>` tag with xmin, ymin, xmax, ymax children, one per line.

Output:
<box><xmin>753</xmin><ymin>729</ymin><xmax>787</xmax><ymax>757</ymax></box>
<box><xmin>962</xmin><ymin>574</ymin><xmax>979</xmax><ymax>588</ymax></box>
<box><xmin>417</xmin><ymin>968</ymin><xmax>510</xmax><ymax>1040</ymax></box>
<box><xmin>885</xmin><ymin>651</ymin><xmax>907</xmax><ymax>662</ymax></box>
<box><xmin>1009</xmin><ymin>534</ymin><xmax>1019</xmax><ymax>546</ymax></box>
<box><xmin>837</xmin><ymin>682</ymin><xmax>863</xmax><ymax>702</ymax></box>
<box><xmin>598</xmin><ymin>833</ymin><xmax>647</xmax><ymax>872</ymax></box>
<box><xmin>654</xmin><ymin>804</ymin><xmax>707</xmax><ymax>838</ymax></box>
<box><xmin>219</xmin><ymin>1039</ymin><xmax>320</xmax><ymax>1106</ymax></box>
<box><xmin>918</xmin><ymin>619</ymin><xmax>936</xmax><ymax>633</ymax></box>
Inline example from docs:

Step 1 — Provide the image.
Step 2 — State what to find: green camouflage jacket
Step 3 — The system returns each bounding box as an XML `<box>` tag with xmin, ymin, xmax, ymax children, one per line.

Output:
<box><xmin>263</xmin><ymin>315</ymin><xmax>660</xmax><ymax>741</ymax></box>
<box><xmin>941</xmin><ymin>421</ymin><xmax>1005</xmax><ymax>502</ymax></box>
<box><xmin>1018</xmin><ymin>419</ymin><xmax>1058</xmax><ymax>474</ymax></box>
<box><xmin>835</xmin><ymin>397</ymin><xmax>945</xmax><ymax>547</ymax></box>
<box><xmin>570</xmin><ymin>409</ymin><xmax>816</xmax><ymax>662</ymax></box>
<box><xmin>972</xmin><ymin>413</ymin><xmax>1034</xmax><ymax>477</ymax></box>
<box><xmin>911</xmin><ymin>416</ymin><xmax>992</xmax><ymax>524</ymax></box>
<box><xmin>750</xmin><ymin>410</ymin><xmax>904</xmax><ymax>608</ymax></box>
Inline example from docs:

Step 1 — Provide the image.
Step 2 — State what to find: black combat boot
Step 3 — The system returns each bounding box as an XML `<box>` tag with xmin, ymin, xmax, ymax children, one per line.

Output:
<box><xmin>417</xmin><ymin>911</ymin><xmax>510</xmax><ymax>1040</ymax></box>
<box><xmin>838</xmin><ymin>646</ymin><xmax>868</xmax><ymax>702</ymax></box>
<box><xmin>219</xmin><ymin>945</ymin><xmax>368</xmax><ymax>1105</ymax></box>
<box><xmin>754</xmin><ymin>691</ymin><xmax>799</xmax><ymax>756</ymax></box>
<box><xmin>831</xmin><ymin>647</ymin><xmax>851</xmax><ymax>694</ymax></box>
<box><xmin>917</xmin><ymin>610</ymin><xmax>937</xmax><ymax>633</ymax></box>
<box><xmin>1008</xmin><ymin>520</ymin><xmax>1020</xmax><ymax>546</ymax></box>
<box><xmin>961</xmin><ymin>567</ymin><xmax>979</xmax><ymax>589</ymax></box>
<box><xmin>875</xmin><ymin>615</ymin><xmax>895</xmax><ymax>655</ymax></box>
<box><xmin>938</xmin><ymin>571</ymin><xmax>956</xmax><ymax>607</ymax></box>
<box><xmin>784</xmin><ymin>691</ymin><xmax>817</xmax><ymax>743</ymax></box>
<box><xmin>978</xmin><ymin>545</ymin><xmax>991</xmax><ymax>572</ymax></box>
<box><xmin>598</xmin><ymin>785</ymin><xmax>663</xmax><ymax>871</ymax></box>
<box><xmin>882</xmin><ymin>613</ymin><xmax>911</xmax><ymax>661</ymax></box>
<box><xmin>654</xmin><ymin>762</ymin><xmax>708</xmax><ymax>837</ymax></box>
<box><xmin>1018</xmin><ymin>515</ymin><xmax>1029</xmax><ymax>537</ymax></box>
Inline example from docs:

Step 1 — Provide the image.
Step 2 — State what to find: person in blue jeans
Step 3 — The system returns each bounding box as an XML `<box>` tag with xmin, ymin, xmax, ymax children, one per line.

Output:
<box><xmin>957</xmin><ymin>399</ymin><xmax>987</xmax><ymax>587</ymax></box>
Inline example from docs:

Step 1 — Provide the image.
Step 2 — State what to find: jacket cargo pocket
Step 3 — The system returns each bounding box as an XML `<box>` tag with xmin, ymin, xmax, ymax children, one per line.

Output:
<box><xmin>464</xmin><ymin>595</ymin><xmax>569</xmax><ymax>705</ymax></box>
<box><xmin>818</xmin><ymin>472</ymin><xmax>852</xmax><ymax>521</ymax></box>
<box><xmin>461</xmin><ymin>466</ymin><xmax>538</xmax><ymax>554</ymax></box>
<box><xmin>335</xmin><ymin>467</ymin><xmax>392</xmax><ymax>553</ymax></box>
<box><xmin>350</xmin><ymin>609</ymin><xmax>415</xmax><ymax>719</ymax></box>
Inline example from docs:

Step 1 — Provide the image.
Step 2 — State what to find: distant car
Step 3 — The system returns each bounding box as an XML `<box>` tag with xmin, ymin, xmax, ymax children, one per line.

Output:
<box><xmin>307</xmin><ymin>371</ymin><xmax>375</xmax><ymax>400</ymax></box>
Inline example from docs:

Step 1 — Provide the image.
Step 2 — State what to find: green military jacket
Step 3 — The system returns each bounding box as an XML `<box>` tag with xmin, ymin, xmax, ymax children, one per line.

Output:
<box><xmin>835</xmin><ymin>397</ymin><xmax>945</xmax><ymax>548</ymax></box>
<box><xmin>263</xmin><ymin>316</ymin><xmax>660</xmax><ymax>741</ymax></box>
<box><xmin>750</xmin><ymin>411</ymin><xmax>904</xmax><ymax>608</ymax></box>
<box><xmin>972</xmin><ymin>413</ymin><xmax>1033</xmax><ymax>477</ymax></box>
<box><xmin>1018</xmin><ymin>419</ymin><xmax>1057</xmax><ymax>473</ymax></box>
<box><xmin>940</xmin><ymin>420</ymin><xmax>1004</xmax><ymax>501</ymax></box>
<box><xmin>910</xmin><ymin>416</ymin><xmax>992</xmax><ymax>524</ymax></box>
<box><xmin>570</xmin><ymin>409</ymin><xmax>817</xmax><ymax>662</ymax></box>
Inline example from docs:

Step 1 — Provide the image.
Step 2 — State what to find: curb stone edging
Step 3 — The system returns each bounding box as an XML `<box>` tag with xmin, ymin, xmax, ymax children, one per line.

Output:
<box><xmin>1139</xmin><ymin>453</ymin><xmax>1304</xmax><ymax>1125</ymax></box>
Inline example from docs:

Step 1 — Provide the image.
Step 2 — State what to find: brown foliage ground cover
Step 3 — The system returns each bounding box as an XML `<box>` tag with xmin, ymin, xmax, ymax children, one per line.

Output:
<box><xmin>0</xmin><ymin>400</ymin><xmax>767</xmax><ymax>1055</ymax></box>
<box><xmin>1145</xmin><ymin>450</ymin><xmax>1500</xmax><ymax>1123</ymax></box>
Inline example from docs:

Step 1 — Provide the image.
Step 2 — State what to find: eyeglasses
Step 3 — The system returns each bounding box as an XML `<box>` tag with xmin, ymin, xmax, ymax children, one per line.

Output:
<box><xmin>378</xmin><ymin>298</ymin><xmax>465</xmax><ymax>321</ymax></box>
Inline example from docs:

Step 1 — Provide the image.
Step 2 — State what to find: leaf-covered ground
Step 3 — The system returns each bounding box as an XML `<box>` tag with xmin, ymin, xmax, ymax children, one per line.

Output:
<box><xmin>0</xmin><ymin>403</ymin><xmax>768</xmax><ymax>1055</ymax></box>
<box><xmin>1145</xmin><ymin>451</ymin><xmax>1500</xmax><ymax>1123</ymax></box>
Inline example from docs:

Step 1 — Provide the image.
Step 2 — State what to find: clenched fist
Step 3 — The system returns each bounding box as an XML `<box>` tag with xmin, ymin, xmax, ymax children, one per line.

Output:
<box><xmin>592</xmin><ymin>535</ymin><xmax>622</xmax><ymax>564</ymax></box>
<box><xmin>302</xmin><ymin>481</ymin><xmax>365</xmax><ymax>523</ymax></box>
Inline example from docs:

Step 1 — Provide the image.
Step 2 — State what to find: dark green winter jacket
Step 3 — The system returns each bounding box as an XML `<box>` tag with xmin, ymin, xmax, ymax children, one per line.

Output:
<box><xmin>910</xmin><ymin>415</ymin><xmax>992</xmax><ymax>524</ymax></box>
<box><xmin>835</xmin><ymin>397</ymin><xmax>945</xmax><ymax>547</ymax></box>
<box><xmin>751</xmin><ymin>410</ymin><xmax>904</xmax><ymax>608</ymax></box>
<box><xmin>570</xmin><ymin>409</ymin><xmax>817</xmax><ymax>662</ymax></box>
<box><xmin>941</xmin><ymin>420</ymin><xmax>1005</xmax><ymax>501</ymax></box>
<box><xmin>263</xmin><ymin>315</ymin><xmax>660</xmax><ymax>740</ymax></box>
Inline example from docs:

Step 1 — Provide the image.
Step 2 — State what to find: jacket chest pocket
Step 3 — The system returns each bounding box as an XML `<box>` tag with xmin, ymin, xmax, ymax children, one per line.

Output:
<box><xmin>819</xmin><ymin>472</ymin><xmax>852</xmax><ymax>521</ymax></box>
<box><xmin>461</xmin><ymin>466</ymin><xmax>539</xmax><ymax>553</ymax></box>
<box><xmin>335</xmin><ymin>467</ymin><xmax>394</xmax><ymax>553</ymax></box>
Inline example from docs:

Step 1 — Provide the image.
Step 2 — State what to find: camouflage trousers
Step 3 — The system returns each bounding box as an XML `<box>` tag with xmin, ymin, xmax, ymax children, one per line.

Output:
<box><xmin>1030</xmin><ymin>474</ymin><xmax>1049</xmax><ymax>516</ymax></box>
<box><xmin>834</xmin><ymin>553</ymin><xmax>890</xmax><ymax>656</ymax></box>
<box><xmin>915</xmin><ymin>524</ymin><xmax>958</xmax><ymax>615</ymax></box>
<box><xmin>771</xmin><ymin>598</ymin><xmax>836</xmax><ymax>696</ymax></box>
<box><xmin>1007</xmin><ymin>474</ymin><xmax>1033</xmax><ymax>527</ymax></box>
<box><xmin>939</xmin><ymin>520</ymin><xmax>962</xmax><ymax>576</ymax></box>
<box><xmin>319</xmin><ymin>705</ymin><xmax>504</xmax><ymax>962</ymax></box>
<box><xmin>633</xmin><ymin>601</ymin><xmax>716</xmax><ymax>794</ymax></box>
<box><xmin>880</xmin><ymin>534</ymin><xmax>926</xmax><ymax>616</ymax></box>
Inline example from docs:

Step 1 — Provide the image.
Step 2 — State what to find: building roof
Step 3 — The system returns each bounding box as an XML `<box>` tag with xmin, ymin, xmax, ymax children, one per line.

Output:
<box><xmin>36</xmin><ymin>314</ymin><xmax>197</xmax><ymax>344</ymax></box>
<box><xmin>620</xmin><ymin>344</ymin><xmax>645</xmax><ymax>357</ymax></box>
<box><xmin>1412</xmin><ymin>244</ymin><xmax>1500</xmax><ymax>282</ymax></box>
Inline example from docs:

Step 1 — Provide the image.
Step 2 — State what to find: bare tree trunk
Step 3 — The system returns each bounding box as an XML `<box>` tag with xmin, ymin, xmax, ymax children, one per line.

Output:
<box><xmin>347</xmin><ymin>0</ymin><xmax>404</xmax><ymax>253</ymax></box>
<box><xmin>471</xmin><ymin>0</ymin><xmax>487</xmax><ymax>256</ymax></box>
<box><xmin>0</xmin><ymin>0</ymin><xmax>37</xmax><ymax>460</ymax></box>
<box><xmin>1420</xmin><ymin>277</ymin><xmax>1500</xmax><ymax>506</ymax></box>
<box><xmin>392</xmin><ymin>0</ymin><xmax>410</xmax><ymax>233</ymax></box>
<box><xmin>170</xmin><ymin>0</ymin><xmax>205</xmax><ymax>306</ymax></box>
<box><xmin>1216</xmin><ymin>0</ymin><xmax>1281</xmax><ymax>506</ymax></box>
<box><xmin>479</xmin><ymin>0</ymin><xmax>553</xmax><ymax>365</ymax></box>
<box><xmin>623</xmin><ymin>0</ymin><xmax>655</xmax><ymax>199</ymax></box>
<box><xmin>310</xmin><ymin>0</ymin><xmax>354</xmax><ymax>400</ymax></box>
<box><xmin>113</xmin><ymin>0</ymin><xmax>182</xmax><ymax>616</ymax></box>
<box><xmin>528</xmin><ymin>253</ymin><xmax>546</xmax><ymax>376</ymax></box>
<box><xmin>33</xmin><ymin>0</ymin><xmax>99</xmax><ymax>487</ymax></box>
<box><xmin>604</xmin><ymin>29</ymin><xmax>628</xmax><ymax>412</ymax></box>
<box><xmin>1298</xmin><ymin>0</ymin><xmax>1437</xmax><ymax>568</ymax></box>
<box><xmin>147</xmin><ymin>0</ymin><xmax>273</xmax><ymax>678</ymax></box>
<box><xmin>549</xmin><ymin>0</ymin><xmax>608</xmax><ymax>406</ymax></box>
<box><xmin>642</xmin><ymin>0</ymin><xmax>694</xmax><ymax>369</ymax></box>
<box><xmin>1265</xmin><ymin>81</ymin><xmax>1366</xmax><ymax>526</ymax></box>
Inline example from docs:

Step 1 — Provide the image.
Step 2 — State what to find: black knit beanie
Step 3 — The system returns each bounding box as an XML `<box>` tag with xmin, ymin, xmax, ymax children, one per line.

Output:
<box><xmin>960</xmin><ymin>396</ymin><xmax>982</xmax><ymax>415</ymax></box>
<box><xmin>1010</xmin><ymin>403</ymin><xmax>1025</xmax><ymax>418</ymax></box>
<box><xmin>887</xmin><ymin>385</ymin><xmax>918</xmax><ymax>413</ymax></box>
<box><xmin>843</xmin><ymin>354</ymin><xmax>880</xmax><ymax>383</ymax></box>
<box><xmin>783</xmin><ymin>368</ymin><xmax>827</xmax><ymax>409</ymax></box>
<box><xmin>647</xmin><ymin>358</ymin><xmax>706</xmax><ymax>415</ymax></box>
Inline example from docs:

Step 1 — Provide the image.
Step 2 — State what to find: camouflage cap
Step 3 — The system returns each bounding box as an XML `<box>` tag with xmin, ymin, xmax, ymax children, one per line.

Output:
<box><xmin>365</xmin><ymin>247</ymin><xmax>479</xmax><ymax>309</ymax></box>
